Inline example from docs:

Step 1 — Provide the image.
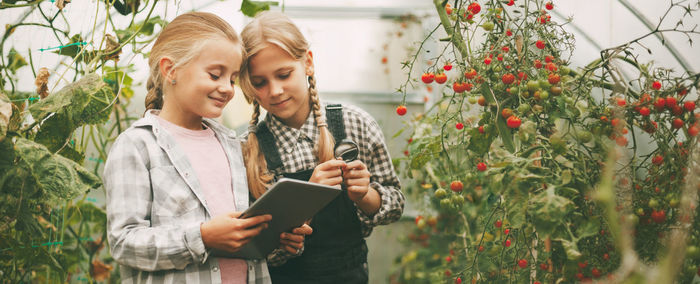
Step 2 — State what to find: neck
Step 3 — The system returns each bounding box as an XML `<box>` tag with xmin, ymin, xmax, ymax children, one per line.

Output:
<box><xmin>281</xmin><ymin>101</ymin><xmax>311</xmax><ymax>129</ymax></box>
<box><xmin>159</xmin><ymin>105</ymin><xmax>204</xmax><ymax>130</ymax></box>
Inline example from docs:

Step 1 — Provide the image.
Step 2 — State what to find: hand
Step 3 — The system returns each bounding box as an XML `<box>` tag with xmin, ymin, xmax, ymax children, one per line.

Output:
<box><xmin>200</xmin><ymin>212</ymin><xmax>271</xmax><ymax>253</ymax></box>
<box><xmin>343</xmin><ymin>160</ymin><xmax>371</xmax><ymax>203</ymax></box>
<box><xmin>309</xmin><ymin>159</ymin><xmax>346</xmax><ymax>187</ymax></box>
<box><xmin>279</xmin><ymin>223</ymin><xmax>313</xmax><ymax>254</ymax></box>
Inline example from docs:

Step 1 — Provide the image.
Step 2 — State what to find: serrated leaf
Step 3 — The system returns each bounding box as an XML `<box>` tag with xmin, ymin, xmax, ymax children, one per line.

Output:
<box><xmin>240</xmin><ymin>0</ymin><xmax>279</xmax><ymax>17</ymax></box>
<box><xmin>29</xmin><ymin>74</ymin><xmax>115</xmax><ymax>151</ymax></box>
<box><xmin>13</xmin><ymin>138</ymin><xmax>100</xmax><ymax>204</ymax></box>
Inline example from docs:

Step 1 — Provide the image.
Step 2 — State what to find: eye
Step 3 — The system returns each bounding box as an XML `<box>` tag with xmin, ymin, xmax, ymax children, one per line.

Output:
<box><xmin>251</xmin><ymin>79</ymin><xmax>266</xmax><ymax>89</ymax></box>
<box><xmin>278</xmin><ymin>72</ymin><xmax>291</xmax><ymax>80</ymax></box>
<box><xmin>209</xmin><ymin>73</ymin><xmax>220</xmax><ymax>80</ymax></box>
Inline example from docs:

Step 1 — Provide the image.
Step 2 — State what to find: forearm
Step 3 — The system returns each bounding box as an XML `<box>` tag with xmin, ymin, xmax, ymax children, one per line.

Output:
<box><xmin>108</xmin><ymin>218</ymin><xmax>206</xmax><ymax>271</ymax></box>
<box><xmin>355</xmin><ymin>186</ymin><xmax>381</xmax><ymax>216</ymax></box>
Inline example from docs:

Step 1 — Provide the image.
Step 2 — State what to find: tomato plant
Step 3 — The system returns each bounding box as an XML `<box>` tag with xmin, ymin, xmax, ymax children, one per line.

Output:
<box><xmin>393</xmin><ymin>0</ymin><xmax>700</xmax><ymax>283</ymax></box>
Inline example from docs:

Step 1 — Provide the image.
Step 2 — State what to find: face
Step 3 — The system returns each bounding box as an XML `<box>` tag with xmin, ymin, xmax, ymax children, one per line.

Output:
<box><xmin>248</xmin><ymin>44</ymin><xmax>312</xmax><ymax>128</ymax></box>
<box><xmin>164</xmin><ymin>39</ymin><xmax>243</xmax><ymax>123</ymax></box>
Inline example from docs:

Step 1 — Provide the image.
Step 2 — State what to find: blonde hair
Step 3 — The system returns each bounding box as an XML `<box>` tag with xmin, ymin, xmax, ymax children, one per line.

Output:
<box><xmin>240</xmin><ymin>11</ymin><xmax>335</xmax><ymax>198</ymax></box>
<box><xmin>144</xmin><ymin>12</ymin><xmax>242</xmax><ymax>111</ymax></box>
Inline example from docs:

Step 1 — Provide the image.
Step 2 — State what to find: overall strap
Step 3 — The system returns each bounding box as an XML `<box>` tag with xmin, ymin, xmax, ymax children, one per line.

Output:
<box><xmin>255</xmin><ymin>121</ymin><xmax>284</xmax><ymax>171</ymax></box>
<box><xmin>257</xmin><ymin>104</ymin><xmax>346</xmax><ymax>173</ymax></box>
<box><xmin>325</xmin><ymin>104</ymin><xmax>346</xmax><ymax>142</ymax></box>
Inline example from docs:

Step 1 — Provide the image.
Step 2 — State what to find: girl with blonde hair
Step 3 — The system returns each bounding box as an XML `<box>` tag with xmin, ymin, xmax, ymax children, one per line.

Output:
<box><xmin>104</xmin><ymin>12</ymin><xmax>308</xmax><ymax>283</ymax></box>
<box><xmin>239</xmin><ymin>11</ymin><xmax>405</xmax><ymax>283</ymax></box>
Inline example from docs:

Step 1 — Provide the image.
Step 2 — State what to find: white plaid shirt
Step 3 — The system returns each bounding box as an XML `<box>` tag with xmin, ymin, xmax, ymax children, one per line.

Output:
<box><xmin>104</xmin><ymin>110</ymin><xmax>270</xmax><ymax>284</ymax></box>
<box><xmin>256</xmin><ymin>103</ymin><xmax>405</xmax><ymax>266</ymax></box>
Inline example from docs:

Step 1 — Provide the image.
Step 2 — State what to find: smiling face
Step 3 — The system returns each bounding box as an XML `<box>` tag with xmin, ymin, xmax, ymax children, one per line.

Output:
<box><xmin>160</xmin><ymin>38</ymin><xmax>243</xmax><ymax>128</ymax></box>
<box><xmin>247</xmin><ymin>43</ymin><xmax>313</xmax><ymax>128</ymax></box>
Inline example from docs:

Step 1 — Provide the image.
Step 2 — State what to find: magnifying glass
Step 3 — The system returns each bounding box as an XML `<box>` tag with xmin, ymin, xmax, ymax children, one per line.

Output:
<box><xmin>334</xmin><ymin>139</ymin><xmax>359</xmax><ymax>162</ymax></box>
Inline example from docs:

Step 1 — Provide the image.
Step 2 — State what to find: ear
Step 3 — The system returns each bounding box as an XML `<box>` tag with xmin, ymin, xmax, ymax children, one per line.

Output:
<box><xmin>158</xmin><ymin>56</ymin><xmax>177</xmax><ymax>82</ymax></box>
<box><xmin>304</xmin><ymin>50</ymin><xmax>314</xmax><ymax>76</ymax></box>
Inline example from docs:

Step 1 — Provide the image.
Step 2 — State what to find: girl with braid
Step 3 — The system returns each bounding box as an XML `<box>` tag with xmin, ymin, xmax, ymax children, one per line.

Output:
<box><xmin>239</xmin><ymin>11</ymin><xmax>405</xmax><ymax>283</ymax></box>
<box><xmin>104</xmin><ymin>12</ymin><xmax>309</xmax><ymax>284</ymax></box>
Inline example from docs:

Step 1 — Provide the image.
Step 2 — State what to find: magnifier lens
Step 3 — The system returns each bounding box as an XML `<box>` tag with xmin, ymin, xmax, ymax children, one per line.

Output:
<box><xmin>334</xmin><ymin>139</ymin><xmax>359</xmax><ymax>162</ymax></box>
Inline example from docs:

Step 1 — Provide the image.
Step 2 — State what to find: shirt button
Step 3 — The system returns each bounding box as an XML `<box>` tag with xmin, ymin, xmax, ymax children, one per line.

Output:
<box><xmin>212</xmin><ymin>266</ymin><xmax>219</xmax><ymax>272</ymax></box>
<box><xmin>185</xmin><ymin>172</ymin><xmax>189</xmax><ymax>177</ymax></box>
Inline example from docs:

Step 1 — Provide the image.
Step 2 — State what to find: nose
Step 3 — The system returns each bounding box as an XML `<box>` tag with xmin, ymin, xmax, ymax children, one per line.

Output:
<box><xmin>268</xmin><ymin>79</ymin><xmax>283</xmax><ymax>97</ymax></box>
<box><xmin>219</xmin><ymin>81</ymin><xmax>234</xmax><ymax>97</ymax></box>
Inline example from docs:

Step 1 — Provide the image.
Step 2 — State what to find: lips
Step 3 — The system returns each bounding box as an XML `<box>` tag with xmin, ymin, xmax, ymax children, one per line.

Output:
<box><xmin>271</xmin><ymin>97</ymin><xmax>291</xmax><ymax>107</ymax></box>
<box><xmin>208</xmin><ymin>96</ymin><xmax>228</xmax><ymax>105</ymax></box>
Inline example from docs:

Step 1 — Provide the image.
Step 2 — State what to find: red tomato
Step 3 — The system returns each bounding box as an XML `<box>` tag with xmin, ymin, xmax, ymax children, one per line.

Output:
<box><xmin>652</xmin><ymin>155</ymin><xmax>663</xmax><ymax>166</ymax></box>
<box><xmin>652</xmin><ymin>81</ymin><xmax>662</xmax><ymax>90</ymax></box>
<box><xmin>672</xmin><ymin>118</ymin><xmax>684</xmax><ymax>129</ymax></box>
<box><xmin>477</xmin><ymin>162</ymin><xmax>487</xmax><ymax>172</ymax></box>
<box><xmin>684</xmin><ymin>101</ymin><xmax>696</xmax><ymax>111</ymax></box>
<box><xmin>536</xmin><ymin>40</ymin><xmax>545</xmax><ymax>49</ymax></box>
<box><xmin>639</xmin><ymin>107</ymin><xmax>651</xmax><ymax>116</ymax></box>
<box><xmin>435</xmin><ymin>73</ymin><xmax>447</xmax><ymax>84</ymax></box>
<box><xmin>456</xmin><ymin>122</ymin><xmax>464</xmax><ymax>130</ymax></box>
<box><xmin>444</xmin><ymin>63</ymin><xmax>452</xmax><ymax>71</ymax></box>
<box><xmin>507</xmin><ymin>116</ymin><xmax>522</xmax><ymax>128</ymax></box>
<box><xmin>548</xmin><ymin>73</ymin><xmax>560</xmax><ymax>84</ymax></box>
<box><xmin>421</xmin><ymin>72</ymin><xmax>434</xmax><ymax>84</ymax></box>
<box><xmin>502</xmin><ymin>73</ymin><xmax>515</xmax><ymax>84</ymax></box>
<box><xmin>396</xmin><ymin>105</ymin><xmax>407</xmax><ymax>116</ymax></box>
<box><xmin>545</xmin><ymin>2</ymin><xmax>554</xmax><ymax>10</ymax></box>
<box><xmin>518</xmin><ymin>259</ymin><xmax>528</xmax><ymax>268</ymax></box>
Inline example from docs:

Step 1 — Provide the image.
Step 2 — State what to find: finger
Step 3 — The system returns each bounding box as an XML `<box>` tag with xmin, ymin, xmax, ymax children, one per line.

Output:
<box><xmin>345</xmin><ymin>177</ymin><xmax>370</xmax><ymax>187</ymax></box>
<box><xmin>281</xmin><ymin>232</ymin><xmax>305</xmax><ymax>243</ymax></box>
<box><xmin>345</xmin><ymin>160</ymin><xmax>367</xmax><ymax>170</ymax></box>
<box><xmin>280</xmin><ymin>239</ymin><xmax>304</xmax><ymax>249</ymax></box>
<box><xmin>318</xmin><ymin>159</ymin><xmax>346</xmax><ymax>170</ymax></box>
<box><xmin>292</xmin><ymin>224</ymin><xmax>313</xmax><ymax>235</ymax></box>
<box><xmin>283</xmin><ymin>245</ymin><xmax>300</xmax><ymax>254</ymax></box>
<box><xmin>237</xmin><ymin>223</ymin><xmax>268</xmax><ymax>240</ymax></box>
<box><xmin>228</xmin><ymin>211</ymin><xmax>243</xmax><ymax>218</ymax></box>
<box><xmin>343</xmin><ymin>170</ymin><xmax>369</xmax><ymax>180</ymax></box>
<box><xmin>320</xmin><ymin>176</ymin><xmax>343</xmax><ymax>186</ymax></box>
<box><xmin>240</xmin><ymin>214</ymin><xmax>272</xmax><ymax>228</ymax></box>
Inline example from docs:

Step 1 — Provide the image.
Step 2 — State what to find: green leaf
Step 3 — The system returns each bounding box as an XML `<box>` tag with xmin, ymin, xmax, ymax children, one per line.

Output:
<box><xmin>575</xmin><ymin>219</ymin><xmax>599</xmax><ymax>240</ymax></box>
<box><xmin>131</xmin><ymin>16</ymin><xmax>168</xmax><ymax>37</ymax></box>
<box><xmin>52</xmin><ymin>35</ymin><xmax>96</xmax><ymax>63</ymax></box>
<box><xmin>7</xmin><ymin>48</ymin><xmax>27</xmax><ymax>74</ymax></box>
<box><xmin>13</xmin><ymin>138</ymin><xmax>101</xmax><ymax>204</ymax></box>
<box><xmin>29</xmin><ymin>73</ymin><xmax>115</xmax><ymax>151</ymax></box>
<box><xmin>555</xmin><ymin>238</ymin><xmax>582</xmax><ymax>260</ymax></box>
<box><xmin>528</xmin><ymin>186</ymin><xmax>574</xmax><ymax>237</ymax></box>
<box><xmin>240</xmin><ymin>0</ymin><xmax>279</xmax><ymax>17</ymax></box>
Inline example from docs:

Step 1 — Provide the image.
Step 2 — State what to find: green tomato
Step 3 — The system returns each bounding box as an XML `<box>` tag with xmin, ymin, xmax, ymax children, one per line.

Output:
<box><xmin>648</xmin><ymin>198</ymin><xmax>660</xmax><ymax>209</ymax></box>
<box><xmin>686</xmin><ymin>245</ymin><xmax>700</xmax><ymax>260</ymax></box>
<box><xmin>539</xmin><ymin>90</ymin><xmax>549</xmax><ymax>100</ymax></box>
<box><xmin>527</xmin><ymin>80</ymin><xmax>540</xmax><ymax>92</ymax></box>
<box><xmin>452</xmin><ymin>194</ymin><xmax>465</xmax><ymax>206</ymax></box>
<box><xmin>440</xmin><ymin>198</ymin><xmax>453</xmax><ymax>209</ymax></box>
<box><xmin>435</xmin><ymin>188</ymin><xmax>448</xmax><ymax>199</ymax></box>
<box><xmin>468</xmin><ymin>96</ymin><xmax>478</xmax><ymax>104</ymax></box>
<box><xmin>539</xmin><ymin>80</ymin><xmax>552</xmax><ymax>90</ymax></box>
<box><xmin>518</xmin><ymin>103</ymin><xmax>530</xmax><ymax>114</ymax></box>
<box><xmin>577</xmin><ymin>131</ymin><xmax>593</xmax><ymax>143</ymax></box>
<box><xmin>482</xmin><ymin>21</ymin><xmax>495</xmax><ymax>31</ymax></box>
<box><xmin>636</xmin><ymin>207</ymin><xmax>645</xmax><ymax>216</ymax></box>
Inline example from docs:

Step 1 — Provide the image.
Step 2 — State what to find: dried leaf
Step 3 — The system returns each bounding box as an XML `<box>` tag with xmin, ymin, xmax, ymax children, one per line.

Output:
<box><xmin>103</xmin><ymin>34</ymin><xmax>121</xmax><ymax>62</ymax></box>
<box><xmin>35</xmin><ymin>67</ymin><xmax>50</xmax><ymax>99</ymax></box>
<box><xmin>0</xmin><ymin>92</ymin><xmax>11</xmax><ymax>141</ymax></box>
<box><xmin>55</xmin><ymin>0</ymin><xmax>71</xmax><ymax>10</ymax></box>
<box><xmin>90</xmin><ymin>260</ymin><xmax>113</xmax><ymax>282</ymax></box>
<box><xmin>515</xmin><ymin>35</ymin><xmax>524</xmax><ymax>59</ymax></box>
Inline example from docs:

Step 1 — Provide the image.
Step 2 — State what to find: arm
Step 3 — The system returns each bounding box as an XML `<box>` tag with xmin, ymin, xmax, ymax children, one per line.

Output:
<box><xmin>348</xmin><ymin>113</ymin><xmax>405</xmax><ymax>237</ymax></box>
<box><xmin>105</xmin><ymin>134</ymin><xmax>206</xmax><ymax>271</ymax></box>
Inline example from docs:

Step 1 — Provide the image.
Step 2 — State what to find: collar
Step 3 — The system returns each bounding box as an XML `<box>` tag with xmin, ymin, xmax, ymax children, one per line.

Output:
<box><xmin>135</xmin><ymin>109</ymin><xmax>237</xmax><ymax>139</ymax></box>
<box><xmin>264</xmin><ymin>105</ymin><xmax>324</xmax><ymax>144</ymax></box>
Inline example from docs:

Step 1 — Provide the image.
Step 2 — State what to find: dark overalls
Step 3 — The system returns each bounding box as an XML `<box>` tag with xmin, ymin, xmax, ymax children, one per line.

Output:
<box><xmin>255</xmin><ymin>104</ymin><xmax>368</xmax><ymax>283</ymax></box>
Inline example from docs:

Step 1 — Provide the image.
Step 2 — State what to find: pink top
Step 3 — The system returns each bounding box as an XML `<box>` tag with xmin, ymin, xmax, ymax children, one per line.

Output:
<box><xmin>158</xmin><ymin>116</ymin><xmax>247</xmax><ymax>284</ymax></box>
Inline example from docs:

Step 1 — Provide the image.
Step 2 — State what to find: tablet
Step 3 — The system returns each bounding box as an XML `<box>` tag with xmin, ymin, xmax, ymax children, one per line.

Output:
<box><xmin>212</xmin><ymin>178</ymin><xmax>342</xmax><ymax>259</ymax></box>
